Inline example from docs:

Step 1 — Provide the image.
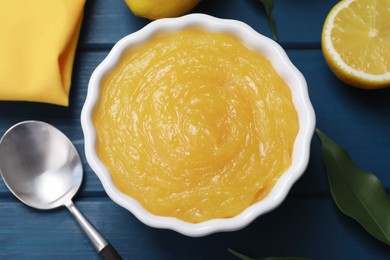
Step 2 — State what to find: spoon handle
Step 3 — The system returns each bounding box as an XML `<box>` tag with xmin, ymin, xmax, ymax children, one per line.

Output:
<box><xmin>66</xmin><ymin>201</ymin><xmax>122</xmax><ymax>260</ymax></box>
<box><xmin>99</xmin><ymin>243</ymin><xmax>123</xmax><ymax>260</ymax></box>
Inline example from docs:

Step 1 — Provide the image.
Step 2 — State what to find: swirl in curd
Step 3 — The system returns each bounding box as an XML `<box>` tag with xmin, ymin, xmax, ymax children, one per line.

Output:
<box><xmin>94</xmin><ymin>29</ymin><xmax>299</xmax><ymax>223</ymax></box>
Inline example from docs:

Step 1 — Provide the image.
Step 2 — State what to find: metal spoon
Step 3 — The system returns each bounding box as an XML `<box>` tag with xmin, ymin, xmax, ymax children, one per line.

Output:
<box><xmin>0</xmin><ymin>120</ymin><xmax>122</xmax><ymax>260</ymax></box>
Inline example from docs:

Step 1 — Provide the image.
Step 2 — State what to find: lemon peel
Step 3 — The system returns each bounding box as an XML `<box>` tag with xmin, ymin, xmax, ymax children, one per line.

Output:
<box><xmin>124</xmin><ymin>0</ymin><xmax>200</xmax><ymax>20</ymax></box>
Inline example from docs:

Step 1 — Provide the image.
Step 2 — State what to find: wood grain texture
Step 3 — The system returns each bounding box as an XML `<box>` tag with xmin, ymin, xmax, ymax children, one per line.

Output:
<box><xmin>78</xmin><ymin>0</ymin><xmax>338</xmax><ymax>48</ymax></box>
<box><xmin>1</xmin><ymin>198</ymin><xmax>390</xmax><ymax>260</ymax></box>
<box><xmin>1</xmin><ymin>0</ymin><xmax>390</xmax><ymax>259</ymax></box>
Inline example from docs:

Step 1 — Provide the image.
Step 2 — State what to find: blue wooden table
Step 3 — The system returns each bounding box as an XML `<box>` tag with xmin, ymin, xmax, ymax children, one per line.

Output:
<box><xmin>1</xmin><ymin>0</ymin><xmax>390</xmax><ymax>259</ymax></box>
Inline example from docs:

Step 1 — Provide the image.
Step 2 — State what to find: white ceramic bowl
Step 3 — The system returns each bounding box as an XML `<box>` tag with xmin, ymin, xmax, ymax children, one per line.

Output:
<box><xmin>81</xmin><ymin>13</ymin><xmax>316</xmax><ymax>237</ymax></box>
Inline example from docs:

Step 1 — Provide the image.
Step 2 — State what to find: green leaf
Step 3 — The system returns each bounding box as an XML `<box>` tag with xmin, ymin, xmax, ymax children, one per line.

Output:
<box><xmin>261</xmin><ymin>258</ymin><xmax>311</xmax><ymax>260</ymax></box>
<box><xmin>228</xmin><ymin>248</ymin><xmax>255</xmax><ymax>260</ymax></box>
<box><xmin>315</xmin><ymin>129</ymin><xmax>390</xmax><ymax>246</ymax></box>
<box><xmin>228</xmin><ymin>248</ymin><xmax>310</xmax><ymax>260</ymax></box>
<box><xmin>258</xmin><ymin>0</ymin><xmax>278</xmax><ymax>41</ymax></box>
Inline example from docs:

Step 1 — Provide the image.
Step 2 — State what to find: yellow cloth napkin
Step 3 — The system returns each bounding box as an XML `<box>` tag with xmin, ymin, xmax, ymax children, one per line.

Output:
<box><xmin>0</xmin><ymin>0</ymin><xmax>86</xmax><ymax>106</ymax></box>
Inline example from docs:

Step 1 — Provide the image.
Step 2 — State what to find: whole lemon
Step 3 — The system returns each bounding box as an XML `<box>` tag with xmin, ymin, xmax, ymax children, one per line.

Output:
<box><xmin>124</xmin><ymin>0</ymin><xmax>201</xmax><ymax>20</ymax></box>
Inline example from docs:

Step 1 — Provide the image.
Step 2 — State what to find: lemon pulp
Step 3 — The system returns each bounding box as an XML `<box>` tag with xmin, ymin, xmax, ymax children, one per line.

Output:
<box><xmin>94</xmin><ymin>29</ymin><xmax>299</xmax><ymax>223</ymax></box>
<box><xmin>331</xmin><ymin>0</ymin><xmax>390</xmax><ymax>75</ymax></box>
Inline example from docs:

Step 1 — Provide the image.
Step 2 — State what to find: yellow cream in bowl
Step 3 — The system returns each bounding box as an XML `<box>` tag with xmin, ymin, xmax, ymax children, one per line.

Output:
<box><xmin>94</xmin><ymin>29</ymin><xmax>299</xmax><ymax>223</ymax></box>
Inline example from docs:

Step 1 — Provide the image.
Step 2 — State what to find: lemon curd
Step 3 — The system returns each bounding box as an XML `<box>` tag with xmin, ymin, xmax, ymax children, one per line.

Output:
<box><xmin>94</xmin><ymin>29</ymin><xmax>299</xmax><ymax>223</ymax></box>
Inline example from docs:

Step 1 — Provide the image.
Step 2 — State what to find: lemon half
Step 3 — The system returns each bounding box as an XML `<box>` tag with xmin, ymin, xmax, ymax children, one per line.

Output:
<box><xmin>322</xmin><ymin>0</ymin><xmax>390</xmax><ymax>89</ymax></box>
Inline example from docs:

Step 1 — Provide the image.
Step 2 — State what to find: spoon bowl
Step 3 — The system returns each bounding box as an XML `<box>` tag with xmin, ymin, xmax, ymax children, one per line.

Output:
<box><xmin>0</xmin><ymin>121</ymin><xmax>82</xmax><ymax>210</ymax></box>
<box><xmin>0</xmin><ymin>121</ymin><xmax>121</xmax><ymax>259</ymax></box>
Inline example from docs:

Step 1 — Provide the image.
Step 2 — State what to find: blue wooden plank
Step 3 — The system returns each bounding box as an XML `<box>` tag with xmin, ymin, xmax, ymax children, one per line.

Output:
<box><xmin>287</xmin><ymin>50</ymin><xmax>390</xmax><ymax>195</ymax></box>
<box><xmin>1</xmin><ymin>197</ymin><xmax>389</xmax><ymax>259</ymax></box>
<box><xmin>274</xmin><ymin>0</ymin><xmax>336</xmax><ymax>48</ymax></box>
<box><xmin>1</xmin><ymin>1</ymin><xmax>390</xmax><ymax>258</ymax></box>
<box><xmin>79</xmin><ymin>0</ymin><xmax>338</xmax><ymax>49</ymax></box>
